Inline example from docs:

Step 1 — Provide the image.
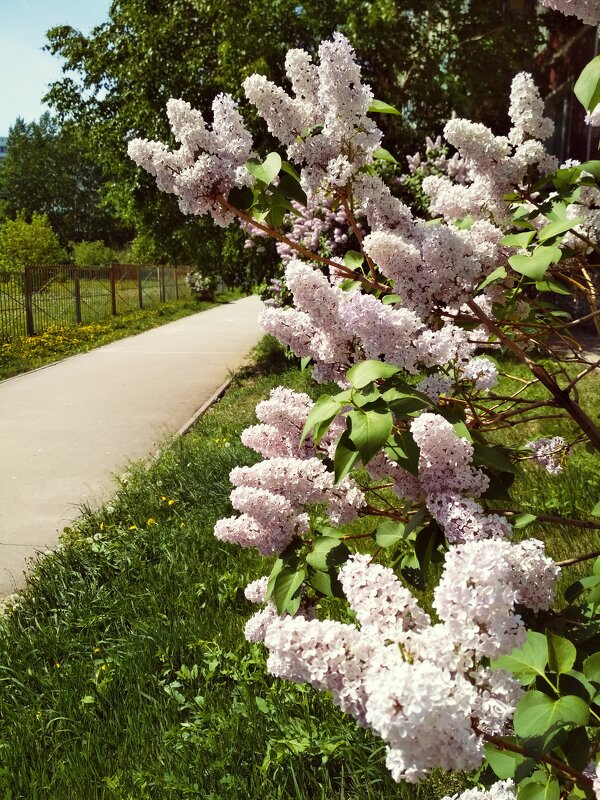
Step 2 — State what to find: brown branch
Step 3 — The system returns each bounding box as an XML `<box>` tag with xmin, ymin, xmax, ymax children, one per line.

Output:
<box><xmin>466</xmin><ymin>299</ymin><xmax>600</xmax><ymax>450</ymax></box>
<box><xmin>339</xmin><ymin>190</ymin><xmax>378</xmax><ymax>283</ymax></box>
<box><xmin>477</xmin><ymin>729</ymin><xmax>593</xmax><ymax>788</ymax></box>
<box><xmin>219</xmin><ymin>197</ymin><xmax>390</xmax><ymax>293</ymax></box>
<box><xmin>557</xmin><ymin>550</ymin><xmax>600</xmax><ymax>567</ymax></box>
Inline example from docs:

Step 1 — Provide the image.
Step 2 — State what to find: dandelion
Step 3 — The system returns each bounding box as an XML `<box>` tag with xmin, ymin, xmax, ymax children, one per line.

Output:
<box><xmin>147</xmin><ymin>517</ymin><xmax>157</xmax><ymax>525</ymax></box>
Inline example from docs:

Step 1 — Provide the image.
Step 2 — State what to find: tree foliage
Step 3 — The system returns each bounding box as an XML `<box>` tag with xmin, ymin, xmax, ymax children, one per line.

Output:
<box><xmin>0</xmin><ymin>114</ymin><xmax>127</xmax><ymax>247</ymax></box>
<box><xmin>43</xmin><ymin>0</ymin><xmax>543</xmax><ymax>274</ymax></box>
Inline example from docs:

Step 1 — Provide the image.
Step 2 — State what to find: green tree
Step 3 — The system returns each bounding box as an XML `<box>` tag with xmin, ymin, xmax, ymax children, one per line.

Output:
<box><xmin>43</xmin><ymin>0</ymin><xmax>543</xmax><ymax>278</ymax></box>
<box><xmin>0</xmin><ymin>212</ymin><xmax>65</xmax><ymax>273</ymax></box>
<box><xmin>0</xmin><ymin>114</ymin><xmax>129</xmax><ymax>246</ymax></box>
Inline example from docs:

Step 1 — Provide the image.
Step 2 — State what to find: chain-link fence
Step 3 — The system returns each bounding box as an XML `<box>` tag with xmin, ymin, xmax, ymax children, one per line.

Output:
<box><xmin>0</xmin><ymin>265</ymin><xmax>192</xmax><ymax>342</ymax></box>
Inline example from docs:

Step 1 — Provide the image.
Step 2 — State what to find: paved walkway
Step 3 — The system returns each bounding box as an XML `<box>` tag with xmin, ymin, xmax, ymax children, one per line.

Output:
<box><xmin>0</xmin><ymin>295</ymin><xmax>263</xmax><ymax>595</ymax></box>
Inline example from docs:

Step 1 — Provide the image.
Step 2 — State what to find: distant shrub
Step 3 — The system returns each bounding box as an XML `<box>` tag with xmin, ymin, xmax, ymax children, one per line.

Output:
<box><xmin>0</xmin><ymin>212</ymin><xmax>65</xmax><ymax>272</ymax></box>
<box><xmin>185</xmin><ymin>270</ymin><xmax>218</xmax><ymax>302</ymax></box>
<box><xmin>71</xmin><ymin>240</ymin><xmax>114</xmax><ymax>266</ymax></box>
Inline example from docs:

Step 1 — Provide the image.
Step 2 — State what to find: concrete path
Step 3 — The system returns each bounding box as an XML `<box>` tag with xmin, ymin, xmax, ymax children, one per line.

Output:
<box><xmin>0</xmin><ymin>295</ymin><xmax>263</xmax><ymax>595</ymax></box>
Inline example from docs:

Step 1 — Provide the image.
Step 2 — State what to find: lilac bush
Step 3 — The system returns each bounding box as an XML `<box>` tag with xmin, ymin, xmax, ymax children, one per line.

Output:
<box><xmin>130</xmin><ymin>23</ymin><xmax>600</xmax><ymax>797</ymax></box>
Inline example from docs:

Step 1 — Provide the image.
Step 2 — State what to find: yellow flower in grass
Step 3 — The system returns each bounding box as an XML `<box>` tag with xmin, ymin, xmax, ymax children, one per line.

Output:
<box><xmin>146</xmin><ymin>517</ymin><xmax>157</xmax><ymax>526</ymax></box>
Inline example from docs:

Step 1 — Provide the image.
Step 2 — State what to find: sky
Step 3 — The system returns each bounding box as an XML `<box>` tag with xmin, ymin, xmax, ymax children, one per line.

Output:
<box><xmin>0</xmin><ymin>0</ymin><xmax>112</xmax><ymax>135</ymax></box>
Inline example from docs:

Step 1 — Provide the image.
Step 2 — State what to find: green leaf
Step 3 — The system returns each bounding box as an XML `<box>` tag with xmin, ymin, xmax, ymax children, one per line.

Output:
<box><xmin>346</xmin><ymin>360</ymin><xmax>400</xmax><ymax>389</ymax></box>
<box><xmin>484</xmin><ymin>742</ymin><xmax>533</xmax><ymax>779</ymax></box>
<box><xmin>509</xmin><ymin>245</ymin><xmax>562</xmax><ymax>280</ymax></box>
<box><xmin>308</xmin><ymin>567</ymin><xmax>343</xmax><ymax>598</ymax></box>
<box><xmin>246</xmin><ymin>152</ymin><xmax>282</xmax><ymax>186</ymax></box>
<box><xmin>255</xmin><ymin>696</ymin><xmax>270</xmax><ymax>713</ymax></box>
<box><xmin>564</xmin><ymin>574</ymin><xmax>600</xmax><ymax>604</ymax></box>
<box><xmin>574</xmin><ymin>55</ymin><xmax>600</xmax><ymax>112</ymax></box>
<box><xmin>280</xmin><ymin>161</ymin><xmax>301</xmax><ymax>181</ymax></box>
<box><xmin>368</xmin><ymin>99</ymin><xmax>400</xmax><ymax>115</ymax></box>
<box><xmin>385</xmin><ymin>430</ymin><xmax>420</xmax><ymax>476</ymax></box>
<box><xmin>478</xmin><ymin>266</ymin><xmax>507</xmax><ymax>290</ymax></box>
<box><xmin>513</xmin><ymin>513</ymin><xmax>537</xmax><ymax>529</ymax></box>
<box><xmin>579</xmin><ymin>160</ymin><xmax>600</xmax><ymax>179</ymax></box>
<box><xmin>373</xmin><ymin>146</ymin><xmax>398</xmax><ymax>164</ymax></box>
<box><xmin>334</xmin><ymin>430</ymin><xmax>360</xmax><ymax>483</ymax></box>
<box><xmin>347</xmin><ymin>408</ymin><xmax>393</xmax><ymax>465</ymax></box>
<box><xmin>583</xmin><ymin>652</ymin><xmax>600</xmax><ymax>683</ymax></box>
<box><xmin>591</xmin><ymin>500</ymin><xmax>600</xmax><ymax>517</ymax></box>
<box><xmin>306</xmin><ymin>537</ymin><xmax>349</xmax><ymax>571</ymax></box>
<box><xmin>492</xmin><ymin>630</ymin><xmax>548</xmax><ymax>685</ymax></box>
<box><xmin>547</xmin><ymin>632</ymin><xmax>576</xmax><ymax>675</ymax></box>
<box><xmin>452</xmin><ymin>421</ymin><xmax>472</xmax><ymax>442</ymax></box>
<box><xmin>300</xmin><ymin>356</ymin><xmax>311</xmax><ymax>371</ymax></box>
<box><xmin>300</xmin><ymin>394</ymin><xmax>341</xmax><ymax>445</ymax></box>
<box><xmin>277</xmin><ymin>171</ymin><xmax>307</xmax><ymax>206</ymax></box>
<box><xmin>535</xmin><ymin>277</ymin><xmax>571</xmax><ymax>295</ymax></box>
<box><xmin>375</xmin><ymin>520</ymin><xmax>405</xmax><ymax>548</ymax></box>
<box><xmin>273</xmin><ymin>566</ymin><xmax>306</xmax><ymax>614</ymax></box>
<box><xmin>518</xmin><ymin>776</ymin><xmax>560</xmax><ymax>800</ymax></box>
<box><xmin>538</xmin><ymin>217</ymin><xmax>584</xmax><ymax>243</ymax></box>
<box><xmin>473</xmin><ymin>442</ymin><xmax>517</xmax><ymax>474</ymax></box>
<box><xmin>513</xmin><ymin>692</ymin><xmax>589</xmax><ymax>738</ymax></box>
<box><xmin>501</xmin><ymin>231</ymin><xmax>535</xmax><ymax>248</ymax></box>
<box><xmin>381</xmin><ymin>293</ymin><xmax>402</xmax><ymax>304</ymax></box>
<box><xmin>343</xmin><ymin>250</ymin><xmax>364</xmax><ymax>270</ymax></box>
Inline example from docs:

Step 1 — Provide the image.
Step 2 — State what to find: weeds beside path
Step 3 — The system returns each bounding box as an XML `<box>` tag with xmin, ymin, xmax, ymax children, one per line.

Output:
<box><xmin>0</xmin><ymin>290</ymin><xmax>245</xmax><ymax>381</ymax></box>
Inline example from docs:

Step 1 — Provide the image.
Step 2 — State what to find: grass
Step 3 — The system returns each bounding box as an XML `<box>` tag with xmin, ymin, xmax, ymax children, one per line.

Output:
<box><xmin>0</xmin><ymin>339</ymin><xmax>598</xmax><ymax>798</ymax></box>
<box><xmin>0</xmin><ymin>290</ymin><xmax>245</xmax><ymax>381</ymax></box>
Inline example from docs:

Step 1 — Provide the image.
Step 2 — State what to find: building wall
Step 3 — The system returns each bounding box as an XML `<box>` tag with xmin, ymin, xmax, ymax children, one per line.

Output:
<box><xmin>0</xmin><ymin>137</ymin><xmax>7</xmax><ymax>163</ymax></box>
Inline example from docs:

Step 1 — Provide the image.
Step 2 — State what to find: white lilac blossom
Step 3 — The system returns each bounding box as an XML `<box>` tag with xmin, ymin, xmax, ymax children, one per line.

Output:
<box><xmin>433</xmin><ymin>538</ymin><xmax>558</xmax><ymax>658</ymax></box>
<box><xmin>508</xmin><ymin>73</ymin><xmax>555</xmax><ymax>145</ymax></box>
<box><xmin>526</xmin><ymin>436</ymin><xmax>568</xmax><ymax>474</ymax></box>
<box><xmin>244</xmin><ymin>33</ymin><xmax>381</xmax><ymax>198</ymax></box>
<box><xmin>461</xmin><ymin>357</ymin><xmax>499</xmax><ymax>390</ymax></box>
<box><xmin>417</xmin><ymin>373</ymin><xmax>453</xmax><ymax>402</ymax></box>
<box><xmin>427</xmin><ymin>494</ymin><xmax>512</xmax><ymax>543</ymax></box>
<box><xmin>263</xmin><ymin>554</ymin><xmax>525</xmax><ymax>783</ymax></box>
<box><xmin>441</xmin><ymin>780</ymin><xmax>517</xmax><ymax>800</ymax></box>
<box><xmin>585</xmin><ymin>106</ymin><xmax>600</xmax><ymax>127</ymax></box>
<box><xmin>215</xmin><ymin>456</ymin><xmax>365</xmax><ymax>555</ymax></box>
<box><xmin>537</xmin><ymin>0</ymin><xmax>600</xmax><ymax>25</ymax></box>
<box><xmin>363</xmin><ymin>220</ymin><xmax>505</xmax><ymax>318</ymax></box>
<box><xmin>410</xmin><ymin>413</ymin><xmax>489</xmax><ymax>497</ymax></box>
<box><xmin>128</xmin><ymin>95</ymin><xmax>253</xmax><ymax>226</ymax></box>
<box><xmin>338</xmin><ymin>554</ymin><xmax>430</xmax><ymax>638</ymax></box>
<box><xmin>424</xmin><ymin>74</ymin><xmax>557</xmax><ymax>225</ymax></box>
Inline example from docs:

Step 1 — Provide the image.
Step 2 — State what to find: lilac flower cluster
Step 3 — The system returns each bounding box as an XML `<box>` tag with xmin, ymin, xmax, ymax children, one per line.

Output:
<box><xmin>442</xmin><ymin>780</ymin><xmax>517</xmax><ymax>800</ymax></box>
<box><xmin>525</xmin><ymin>436</ymin><xmax>568</xmax><ymax>475</ymax></box>
<box><xmin>128</xmin><ymin>96</ymin><xmax>253</xmax><ymax>226</ymax></box>
<box><xmin>244</xmin><ymin>33</ymin><xmax>381</xmax><ymax>198</ymax></box>
<box><xmin>215</xmin><ymin>388</ymin><xmax>363</xmax><ymax>555</ymax></box>
<box><xmin>423</xmin><ymin>73</ymin><xmax>557</xmax><ymax>225</ymax></box>
<box><xmin>256</xmin><ymin>551</ymin><xmax>556</xmax><ymax>782</ymax></box>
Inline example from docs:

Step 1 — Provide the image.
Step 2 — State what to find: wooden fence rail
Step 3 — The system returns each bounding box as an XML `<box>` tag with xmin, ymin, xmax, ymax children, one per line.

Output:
<box><xmin>0</xmin><ymin>264</ymin><xmax>192</xmax><ymax>342</ymax></box>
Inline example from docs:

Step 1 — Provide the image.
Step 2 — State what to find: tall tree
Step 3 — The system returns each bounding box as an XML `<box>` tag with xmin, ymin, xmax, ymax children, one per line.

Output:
<box><xmin>0</xmin><ymin>114</ymin><xmax>128</xmax><ymax>246</ymax></box>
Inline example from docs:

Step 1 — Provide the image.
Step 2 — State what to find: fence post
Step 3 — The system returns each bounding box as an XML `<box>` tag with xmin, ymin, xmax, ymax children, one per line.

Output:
<box><xmin>74</xmin><ymin>268</ymin><xmax>82</xmax><ymax>324</ymax></box>
<box><xmin>175</xmin><ymin>268</ymin><xmax>179</xmax><ymax>300</ymax></box>
<box><xmin>137</xmin><ymin>266</ymin><xmax>143</xmax><ymax>309</ymax></box>
<box><xmin>110</xmin><ymin>264</ymin><xmax>117</xmax><ymax>315</ymax></box>
<box><xmin>160</xmin><ymin>266</ymin><xmax>166</xmax><ymax>303</ymax></box>
<box><xmin>24</xmin><ymin>268</ymin><xmax>35</xmax><ymax>336</ymax></box>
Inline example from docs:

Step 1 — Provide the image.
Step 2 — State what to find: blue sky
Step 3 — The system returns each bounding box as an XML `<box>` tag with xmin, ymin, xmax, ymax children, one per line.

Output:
<box><xmin>0</xmin><ymin>0</ymin><xmax>112</xmax><ymax>135</ymax></box>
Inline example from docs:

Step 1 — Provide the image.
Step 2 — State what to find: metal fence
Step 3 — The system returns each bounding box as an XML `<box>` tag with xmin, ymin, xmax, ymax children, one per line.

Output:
<box><xmin>0</xmin><ymin>264</ymin><xmax>192</xmax><ymax>342</ymax></box>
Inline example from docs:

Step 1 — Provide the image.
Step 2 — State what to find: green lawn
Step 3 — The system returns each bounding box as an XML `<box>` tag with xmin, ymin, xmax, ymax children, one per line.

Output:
<box><xmin>0</xmin><ymin>340</ymin><xmax>597</xmax><ymax>798</ymax></box>
<box><xmin>0</xmin><ymin>291</ymin><xmax>245</xmax><ymax>381</ymax></box>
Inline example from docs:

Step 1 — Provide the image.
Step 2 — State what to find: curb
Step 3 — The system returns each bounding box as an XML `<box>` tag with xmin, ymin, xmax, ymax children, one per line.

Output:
<box><xmin>174</xmin><ymin>379</ymin><xmax>232</xmax><ymax>437</ymax></box>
